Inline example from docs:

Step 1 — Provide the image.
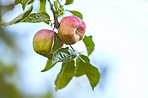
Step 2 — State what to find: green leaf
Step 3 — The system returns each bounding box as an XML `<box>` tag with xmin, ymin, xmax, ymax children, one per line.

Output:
<box><xmin>21</xmin><ymin>0</ymin><xmax>34</xmax><ymax>10</ymax></box>
<box><xmin>40</xmin><ymin>0</ymin><xmax>46</xmax><ymax>12</ymax></box>
<box><xmin>28</xmin><ymin>0</ymin><xmax>34</xmax><ymax>4</ymax></box>
<box><xmin>15</xmin><ymin>0</ymin><xmax>21</xmax><ymax>5</ymax></box>
<box><xmin>41</xmin><ymin>59</ymin><xmax>56</xmax><ymax>72</ymax></box>
<box><xmin>75</xmin><ymin>54</ymin><xmax>100</xmax><ymax>90</ymax></box>
<box><xmin>85</xmin><ymin>62</ymin><xmax>100</xmax><ymax>90</ymax></box>
<box><xmin>15</xmin><ymin>0</ymin><xmax>34</xmax><ymax>6</ymax></box>
<box><xmin>68</xmin><ymin>10</ymin><xmax>83</xmax><ymax>19</ymax></box>
<box><xmin>75</xmin><ymin>54</ymin><xmax>90</xmax><ymax>77</ymax></box>
<box><xmin>2</xmin><ymin>5</ymin><xmax>33</xmax><ymax>26</ymax></box>
<box><xmin>55</xmin><ymin>60</ymin><xmax>75</xmax><ymax>91</ymax></box>
<box><xmin>59</xmin><ymin>4</ymin><xmax>64</xmax><ymax>10</ymax></box>
<box><xmin>54</xmin><ymin>0</ymin><xmax>58</xmax><ymax>10</ymax></box>
<box><xmin>83</xmin><ymin>35</ymin><xmax>95</xmax><ymax>56</ymax></box>
<box><xmin>50</xmin><ymin>32</ymin><xmax>63</xmax><ymax>54</ymax></box>
<box><xmin>54</xmin><ymin>4</ymin><xmax>64</xmax><ymax>17</ymax></box>
<box><xmin>65</xmin><ymin>0</ymin><xmax>74</xmax><ymax>5</ymax></box>
<box><xmin>56</xmin><ymin>9</ymin><xmax>64</xmax><ymax>17</ymax></box>
<box><xmin>22</xmin><ymin>12</ymin><xmax>50</xmax><ymax>23</ymax></box>
<box><xmin>51</xmin><ymin>47</ymin><xmax>77</xmax><ymax>65</ymax></box>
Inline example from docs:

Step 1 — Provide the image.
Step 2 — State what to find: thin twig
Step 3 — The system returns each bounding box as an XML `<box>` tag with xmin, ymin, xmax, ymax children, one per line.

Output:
<box><xmin>70</xmin><ymin>45</ymin><xmax>84</xmax><ymax>54</ymax></box>
<box><xmin>48</xmin><ymin>0</ymin><xmax>60</xmax><ymax>29</ymax></box>
<box><xmin>70</xmin><ymin>45</ymin><xmax>75</xmax><ymax>52</ymax></box>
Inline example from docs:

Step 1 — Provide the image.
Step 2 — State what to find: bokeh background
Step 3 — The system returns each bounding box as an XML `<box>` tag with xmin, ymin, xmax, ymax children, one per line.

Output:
<box><xmin>0</xmin><ymin>0</ymin><xmax>148</xmax><ymax>98</ymax></box>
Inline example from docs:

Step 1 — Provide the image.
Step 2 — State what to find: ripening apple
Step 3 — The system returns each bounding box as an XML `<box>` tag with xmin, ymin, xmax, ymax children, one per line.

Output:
<box><xmin>33</xmin><ymin>29</ymin><xmax>54</xmax><ymax>57</ymax></box>
<box><xmin>58</xmin><ymin>15</ymin><xmax>86</xmax><ymax>45</ymax></box>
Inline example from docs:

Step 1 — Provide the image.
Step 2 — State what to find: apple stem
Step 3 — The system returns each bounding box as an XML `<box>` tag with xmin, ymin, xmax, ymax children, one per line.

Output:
<box><xmin>48</xmin><ymin>0</ymin><xmax>60</xmax><ymax>29</ymax></box>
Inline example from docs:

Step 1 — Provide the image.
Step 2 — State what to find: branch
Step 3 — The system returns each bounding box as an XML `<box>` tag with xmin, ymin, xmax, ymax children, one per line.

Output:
<box><xmin>48</xmin><ymin>0</ymin><xmax>60</xmax><ymax>29</ymax></box>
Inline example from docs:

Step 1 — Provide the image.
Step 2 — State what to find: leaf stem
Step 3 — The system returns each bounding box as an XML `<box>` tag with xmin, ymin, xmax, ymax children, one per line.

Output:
<box><xmin>78</xmin><ymin>55</ymin><xmax>85</xmax><ymax>63</ymax></box>
<box><xmin>48</xmin><ymin>0</ymin><xmax>60</xmax><ymax>29</ymax></box>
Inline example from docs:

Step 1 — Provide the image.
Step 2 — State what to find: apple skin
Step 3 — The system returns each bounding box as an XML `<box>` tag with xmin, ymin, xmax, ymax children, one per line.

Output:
<box><xmin>58</xmin><ymin>15</ymin><xmax>86</xmax><ymax>45</ymax></box>
<box><xmin>33</xmin><ymin>29</ymin><xmax>54</xmax><ymax>57</ymax></box>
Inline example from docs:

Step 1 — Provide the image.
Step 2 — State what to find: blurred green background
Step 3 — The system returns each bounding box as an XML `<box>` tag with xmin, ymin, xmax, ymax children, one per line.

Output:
<box><xmin>0</xmin><ymin>1</ymin><xmax>54</xmax><ymax>98</ymax></box>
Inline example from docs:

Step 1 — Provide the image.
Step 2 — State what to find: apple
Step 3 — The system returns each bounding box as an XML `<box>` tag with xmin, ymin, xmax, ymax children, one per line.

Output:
<box><xmin>33</xmin><ymin>29</ymin><xmax>54</xmax><ymax>57</ymax></box>
<box><xmin>58</xmin><ymin>15</ymin><xmax>86</xmax><ymax>45</ymax></box>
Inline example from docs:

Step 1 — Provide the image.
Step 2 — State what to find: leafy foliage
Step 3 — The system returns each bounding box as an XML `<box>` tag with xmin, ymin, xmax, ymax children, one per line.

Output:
<box><xmin>75</xmin><ymin>54</ymin><xmax>90</xmax><ymax>77</ymax></box>
<box><xmin>15</xmin><ymin>0</ymin><xmax>21</xmax><ymax>5</ymax></box>
<box><xmin>85</xmin><ymin>62</ymin><xmax>100</xmax><ymax>90</ymax></box>
<box><xmin>2</xmin><ymin>0</ymin><xmax>101</xmax><ymax>91</ymax></box>
<box><xmin>53</xmin><ymin>0</ymin><xmax>64</xmax><ymax>17</ymax></box>
<box><xmin>2</xmin><ymin>5</ymin><xmax>33</xmax><ymax>26</ymax></box>
<box><xmin>50</xmin><ymin>32</ymin><xmax>63</xmax><ymax>54</ymax></box>
<box><xmin>41</xmin><ymin>32</ymin><xmax>63</xmax><ymax>72</ymax></box>
<box><xmin>55</xmin><ymin>60</ymin><xmax>75</xmax><ymax>90</ymax></box>
<box><xmin>22</xmin><ymin>12</ymin><xmax>50</xmax><ymax>23</ymax></box>
<box><xmin>21</xmin><ymin>0</ymin><xmax>34</xmax><ymax>10</ymax></box>
<box><xmin>76</xmin><ymin>54</ymin><xmax>100</xmax><ymax>90</ymax></box>
<box><xmin>51</xmin><ymin>47</ymin><xmax>77</xmax><ymax>65</ymax></box>
<box><xmin>41</xmin><ymin>59</ymin><xmax>53</xmax><ymax>72</ymax></box>
<box><xmin>83</xmin><ymin>35</ymin><xmax>95</xmax><ymax>56</ymax></box>
<box><xmin>65</xmin><ymin>0</ymin><xmax>74</xmax><ymax>5</ymax></box>
<box><xmin>40</xmin><ymin>0</ymin><xmax>46</xmax><ymax>12</ymax></box>
<box><xmin>15</xmin><ymin>0</ymin><xmax>34</xmax><ymax>10</ymax></box>
<box><xmin>54</xmin><ymin>0</ymin><xmax>58</xmax><ymax>11</ymax></box>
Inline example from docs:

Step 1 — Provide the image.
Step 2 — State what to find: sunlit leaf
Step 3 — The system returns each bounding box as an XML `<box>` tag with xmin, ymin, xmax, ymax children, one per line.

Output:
<box><xmin>2</xmin><ymin>5</ymin><xmax>33</xmax><ymax>26</ymax></box>
<box><xmin>41</xmin><ymin>59</ymin><xmax>56</xmax><ymax>72</ymax></box>
<box><xmin>68</xmin><ymin>10</ymin><xmax>83</xmax><ymax>19</ymax></box>
<box><xmin>83</xmin><ymin>35</ymin><xmax>95</xmax><ymax>56</ymax></box>
<box><xmin>54</xmin><ymin>4</ymin><xmax>64</xmax><ymax>17</ymax></box>
<box><xmin>85</xmin><ymin>62</ymin><xmax>100</xmax><ymax>90</ymax></box>
<box><xmin>75</xmin><ymin>54</ymin><xmax>90</xmax><ymax>77</ymax></box>
<box><xmin>15</xmin><ymin>0</ymin><xmax>21</xmax><ymax>5</ymax></box>
<box><xmin>22</xmin><ymin>12</ymin><xmax>50</xmax><ymax>23</ymax></box>
<box><xmin>28</xmin><ymin>0</ymin><xmax>34</xmax><ymax>4</ymax></box>
<box><xmin>65</xmin><ymin>0</ymin><xmax>74</xmax><ymax>5</ymax></box>
<box><xmin>51</xmin><ymin>47</ymin><xmax>77</xmax><ymax>65</ymax></box>
<box><xmin>54</xmin><ymin>0</ymin><xmax>58</xmax><ymax>10</ymax></box>
<box><xmin>75</xmin><ymin>54</ymin><xmax>100</xmax><ymax>90</ymax></box>
<box><xmin>21</xmin><ymin>0</ymin><xmax>34</xmax><ymax>10</ymax></box>
<box><xmin>40</xmin><ymin>0</ymin><xmax>46</xmax><ymax>12</ymax></box>
<box><xmin>55</xmin><ymin>60</ymin><xmax>75</xmax><ymax>91</ymax></box>
<box><xmin>15</xmin><ymin>0</ymin><xmax>34</xmax><ymax>6</ymax></box>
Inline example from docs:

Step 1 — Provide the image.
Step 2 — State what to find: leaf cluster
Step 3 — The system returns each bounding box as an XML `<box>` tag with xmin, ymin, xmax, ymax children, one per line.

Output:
<box><xmin>1</xmin><ymin>0</ymin><xmax>101</xmax><ymax>91</ymax></box>
<box><xmin>41</xmin><ymin>32</ymin><xmax>100</xmax><ymax>90</ymax></box>
<box><xmin>2</xmin><ymin>0</ymin><xmax>83</xmax><ymax>26</ymax></box>
<box><xmin>42</xmin><ymin>46</ymin><xmax>100</xmax><ymax>90</ymax></box>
